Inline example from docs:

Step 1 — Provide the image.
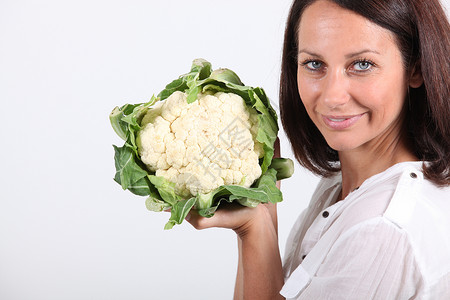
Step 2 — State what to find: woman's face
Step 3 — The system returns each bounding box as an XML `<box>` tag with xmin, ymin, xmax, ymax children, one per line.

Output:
<box><xmin>297</xmin><ymin>0</ymin><xmax>416</xmax><ymax>153</ymax></box>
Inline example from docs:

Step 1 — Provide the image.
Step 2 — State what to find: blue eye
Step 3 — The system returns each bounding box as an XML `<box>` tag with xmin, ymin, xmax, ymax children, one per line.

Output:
<box><xmin>354</xmin><ymin>60</ymin><xmax>373</xmax><ymax>71</ymax></box>
<box><xmin>301</xmin><ymin>60</ymin><xmax>323</xmax><ymax>71</ymax></box>
<box><xmin>306</xmin><ymin>61</ymin><xmax>322</xmax><ymax>69</ymax></box>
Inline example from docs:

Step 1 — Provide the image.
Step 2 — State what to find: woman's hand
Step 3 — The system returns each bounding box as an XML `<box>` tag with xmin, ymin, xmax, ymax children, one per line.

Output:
<box><xmin>186</xmin><ymin>201</ymin><xmax>274</xmax><ymax>237</ymax></box>
<box><xmin>186</xmin><ymin>137</ymin><xmax>282</xmax><ymax>235</ymax></box>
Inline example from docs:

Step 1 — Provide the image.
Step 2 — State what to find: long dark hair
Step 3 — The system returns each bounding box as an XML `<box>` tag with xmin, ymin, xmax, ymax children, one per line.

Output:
<box><xmin>280</xmin><ymin>0</ymin><xmax>450</xmax><ymax>186</ymax></box>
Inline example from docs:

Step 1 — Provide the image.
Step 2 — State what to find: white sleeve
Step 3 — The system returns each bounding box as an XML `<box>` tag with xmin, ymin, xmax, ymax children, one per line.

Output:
<box><xmin>296</xmin><ymin>218</ymin><xmax>423</xmax><ymax>300</ymax></box>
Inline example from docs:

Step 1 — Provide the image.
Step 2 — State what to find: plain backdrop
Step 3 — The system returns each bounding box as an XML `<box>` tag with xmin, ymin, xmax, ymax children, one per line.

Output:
<box><xmin>0</xmin><ymin>1</ymin><xmax>448</xmax><ymax>300</ymax></box>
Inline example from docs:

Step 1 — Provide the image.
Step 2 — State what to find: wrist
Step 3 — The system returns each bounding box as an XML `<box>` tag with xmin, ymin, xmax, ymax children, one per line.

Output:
<box><xmin>234</xmin><ymin>205</ymin><xmax>276</xmax><ymax>240</ymax></box>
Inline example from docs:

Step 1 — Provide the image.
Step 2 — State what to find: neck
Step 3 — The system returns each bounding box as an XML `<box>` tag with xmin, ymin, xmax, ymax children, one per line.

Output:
<box><xmin>337</xmin><ymin>133</ymin><xmax>418</xmax><ymax>201</ymax></box>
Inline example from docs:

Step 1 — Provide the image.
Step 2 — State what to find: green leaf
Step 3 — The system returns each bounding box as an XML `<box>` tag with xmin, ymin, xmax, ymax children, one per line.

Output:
<box><xmin>110</xmin><ymin>97</ymin><xmax>159</xmax><ymax>152</ymax></box>
<box><xmin>253</xmin><ymin>168</ymin><xmax>283</xmax><ymax>204</ymax></box>
<box><xmin>197</xmin><ymin>196</ymin><xmax>234</xmax><ymax>218</ymax></box>
<box><xmin>190</xmin><ymin>58</ymin><xmax>212</xmax><ymax>79</ymax></box>
<box><xmin>164</xmin><ymin>197</ymin><xmax>197</xmax><ymax>230</ymax></box>
<box><xmin>195</xmin><ymin>192</ymin><xmax>215</xmax><ymax>210</ymax></box>
<box><xmin>145</xmin><ymin>197</ymin><xmax>171</xmax><ymax>212</ymax></box>
<box><xmin>130</xmin><ymin>175</ymin><xmax>162</xmax><ymax>197</ymax></box>
<box><xmin>109</xmin><ymin>102</ymin><xmax>144</xmax><ymax>143</ymax></box>
<box><xmin>219</xmin><ymin>185</ymin><xmax>271</xmax><ymax>202</ymax></box>
<box><xmin>157</xmin><ymin>59</ymin><xmax>212</xmax><ymax>102</ymax></box>
<box><xmin>109</xmin><ymin>106</ymin><xmax>128</xmax><ymax>141</ymax></box>
<box><xmin>113</xmin><ymin>145</ymin><xmax>149</xmax><ymax>190</ymax></box>
<box><xmin>113</xmin><ymin>176</ymin><xmax>149</xmax><ymax>196</ymax></box>
<box><xmin>148</xmin><ymin>175</ymin><xmax>182</xmax><ymax>206</ymax></box>
<box><xmin>250</xmin><ymin>91</ymin><xmax>278</xmax><ymax>173</ymax></box>
<box><xmin>270</xmin><ymin>158</ymin><xmax>295</xmax><ymax>180</ymax></box>
<box><xmin>209</xmin><ymin>68</ymin><xmax>243</xmax><ymax>85</ymax></box>
<box><xmin>237</xmin><ymin>197</ymin><xmax>260</xmax><ymax>207</ymax></box>
<box><xmin>158</xmin><ymin>78</ymin><xmax>188</xmax><ymax>100</ymax></box>
<box><xmin>196</xmin><ymin>168</ymin><xmax>282</xmax><ymax>218</ymax></box>
<box><xmin>186</xmin><ymin>85</ymin><xmax>200</xmax><ymax>104</ymax></box>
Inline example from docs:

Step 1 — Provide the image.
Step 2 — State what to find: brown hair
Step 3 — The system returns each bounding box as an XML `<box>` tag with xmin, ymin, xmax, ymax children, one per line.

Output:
<box><xmin>280</xmin><ymin>0</ymin><xmax>450</xmax><ymax>186</ymax></box>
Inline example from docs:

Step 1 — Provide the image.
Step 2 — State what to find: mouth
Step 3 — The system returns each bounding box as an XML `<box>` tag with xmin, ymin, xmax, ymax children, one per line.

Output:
<box><xmin>322</xmin><ymin>113</ymin><xmax>365</xmax><ymax>130</ymax></box>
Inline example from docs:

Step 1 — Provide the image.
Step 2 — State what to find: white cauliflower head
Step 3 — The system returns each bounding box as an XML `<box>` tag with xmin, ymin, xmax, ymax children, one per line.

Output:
<box><xmin>137</xmin><ymin>91</ymin><xmax>263</xmax><ymax>197</ymax></box>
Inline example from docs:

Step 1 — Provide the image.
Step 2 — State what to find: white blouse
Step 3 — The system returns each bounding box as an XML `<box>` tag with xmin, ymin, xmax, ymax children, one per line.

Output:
<box><xmin>280</xmin><ymin>162</ymin><xmax>450</xmax><ymax>299</ymax></box>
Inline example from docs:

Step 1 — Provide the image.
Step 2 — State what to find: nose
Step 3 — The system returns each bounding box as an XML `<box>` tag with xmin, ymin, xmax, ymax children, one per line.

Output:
<box><xmin>321</xmin><ymin>69</ymin><xmax>350</xmax><ymax>109</ymax></box>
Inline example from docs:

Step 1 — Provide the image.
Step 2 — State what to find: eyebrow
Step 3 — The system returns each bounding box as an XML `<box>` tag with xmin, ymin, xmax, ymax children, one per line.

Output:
<box><xmin>298</xmin><ymin>49</ymin><xmax>381</xmax><ymax>59</ymax></box>
<box><xmin>297</xmin><ymin>49</ymin><xmax>324</xmax><ymax>59</ymax></box>
<box><xmin>344</xmin><ymin>49</ymin><xmax>381</xmax><ymax>58</ymax></box>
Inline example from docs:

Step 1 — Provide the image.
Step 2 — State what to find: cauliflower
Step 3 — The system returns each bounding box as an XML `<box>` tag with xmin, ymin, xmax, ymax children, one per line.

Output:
<box><xmin>137</xmin><ymin>91</ymin><xmax>263</xmax><ymax>197</ymax></box>
<box><xmin>110</xmin><ymin>59</ymin><xmax>294</xmax><ymax>229</ymax></box>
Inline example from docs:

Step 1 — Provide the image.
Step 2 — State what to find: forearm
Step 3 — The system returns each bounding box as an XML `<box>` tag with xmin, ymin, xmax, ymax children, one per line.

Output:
<box><xmin>234</xmin><ymin>238</ymin><xmax>244</xmax><ymax>299</ymax></box>
<box><xmin>233</xmin><ymin>206</ymin><xmax>284</xmax><ymax>300</ymax></box>
<box><xmin>187</xmin><ymin>201</ymin><xmax>284</xmax><ymax>299</ymax></box>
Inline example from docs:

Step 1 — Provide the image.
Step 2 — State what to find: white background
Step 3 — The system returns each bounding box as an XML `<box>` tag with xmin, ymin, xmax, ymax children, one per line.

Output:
<box><xmin>0</xmin><ymin>1</ymin><xmax>448</xmax><ymax>300</ymax></box>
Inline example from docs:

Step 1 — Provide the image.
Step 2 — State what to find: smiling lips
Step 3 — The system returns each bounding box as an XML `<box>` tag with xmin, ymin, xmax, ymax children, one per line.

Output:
<box><xmin>322</xmin><ymin>113</ymin><xmax>365</xmax><ymax>130</ymax></box>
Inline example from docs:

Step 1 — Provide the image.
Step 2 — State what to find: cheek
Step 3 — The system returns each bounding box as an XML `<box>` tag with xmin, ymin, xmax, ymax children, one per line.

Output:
<box><xmin>297</xmin><ymin>75</ymin><xmax>321</xmax><ymax>109</ymax></box>
<box><xmin>357</xmin><ymin>78</ymin><xmax>407</xmax><ymax>125</ymax></box>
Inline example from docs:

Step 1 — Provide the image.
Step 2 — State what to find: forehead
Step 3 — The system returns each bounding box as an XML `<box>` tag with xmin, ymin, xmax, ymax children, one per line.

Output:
<box><xmin>297</xmin><ymin>0</ymin><xmax>397</xmax><ymax>54</ymax></box>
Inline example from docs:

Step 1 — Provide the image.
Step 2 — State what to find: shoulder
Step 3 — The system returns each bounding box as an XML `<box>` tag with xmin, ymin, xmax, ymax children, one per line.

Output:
<box><xmin>381</xmin><ymin>162</ymin><xmax>450</xmax><ymax>288</ymax></box>
<box><xmin>324</xmin><ymin>162</ymin><xmax>450</xmax><ymax>285</ymax></box>
<box><xmin>383</xmin><ymin>161</ymin><xmax>450</xmax><ymax>226</ymax></box>
<box><xmin>342</xmin><ymin>161</ymin><xmax>449</xmax><ymax>228</ymax></box>
<box><xmin>339</xmin><ymin>161</ymin><xmax>450</xmax><ymax>288</ymax></box>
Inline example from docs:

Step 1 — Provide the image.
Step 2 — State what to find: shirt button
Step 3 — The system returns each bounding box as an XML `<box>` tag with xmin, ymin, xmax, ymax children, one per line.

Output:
<box><xmin>410</xmin><ymin>172</ymin><xmax>417</xmax><ymax>179</ymax></box>
<box><xmin>322</xmin><ymin>211</ymin><xmax>329</xmax><ymax>218</ymax></box>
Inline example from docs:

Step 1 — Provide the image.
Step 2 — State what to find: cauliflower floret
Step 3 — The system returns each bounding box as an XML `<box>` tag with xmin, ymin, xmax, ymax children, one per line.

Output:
<box><xmin>233</xmin><ymin>170</ymin><xmax>244</xmax><ymax>184</ymax></box>
<box><xmin>239</xmin><ymin>151</ymin><xmax>261</xmax><ymax>186</ymax></box>
<box><xmin>229</xmin><ymin>94</ymin><xmax>250</xmax><ymax>119</ymax></box>
<box><xmin>223</xmin><ymin>169</ymin><xmax>234</xmax><ymax>185</ymax></box>
<box><xmin>137</xmin><ymin>91</ymin><xmax>262</xmax><ymax>196</ymax></box>
<box><xmin>141</xmin><ymin>101</ymin><xmax>164</xmax><ymax>127</ymax></box>
<box><xmin>166</xmin><ymin>139</ymin><xmax>186</xmax><ymax>170</ymax></box>
<box><xmin>138</xmin><ymin>116</ymin><xmax>171</xmax><ymax>171</ymax></box>
<box><xmin>161</xmin><ymin>91</ymin><xmax>189</xmax><ymax>122</ymax></box>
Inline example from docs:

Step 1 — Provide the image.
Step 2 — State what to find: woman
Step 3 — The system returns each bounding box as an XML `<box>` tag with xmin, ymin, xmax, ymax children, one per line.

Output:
<box><xmin>187</xmin><ymin>0</ymin><xmax>450</xmax><ymax>299</ymax></box>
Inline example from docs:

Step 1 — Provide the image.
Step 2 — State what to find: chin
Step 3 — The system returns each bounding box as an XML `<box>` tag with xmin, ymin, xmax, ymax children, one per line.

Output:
<box><xmin>324</xmin><ymin>137</ymin><xmax>362</xmax><ymax>152</ymax></box>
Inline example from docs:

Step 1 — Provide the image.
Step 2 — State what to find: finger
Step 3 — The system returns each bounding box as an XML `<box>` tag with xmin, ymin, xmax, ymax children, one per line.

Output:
<box><xmin>186</xmin><ymin>203</ymin><xmax>256</xmax><ymax>231</ymax></box>
<box><xmin>185</xmin><ymin>209</ymin><xmax>226</xmax><ymax>230</ymax></box>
